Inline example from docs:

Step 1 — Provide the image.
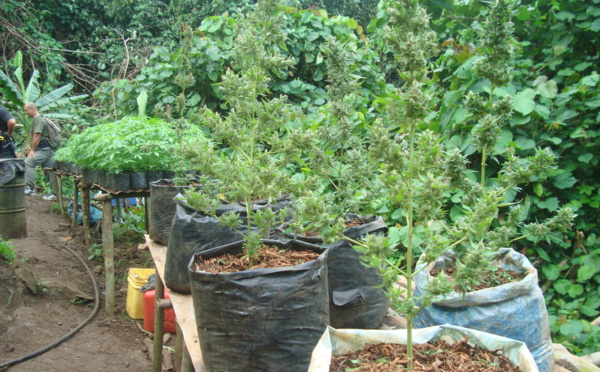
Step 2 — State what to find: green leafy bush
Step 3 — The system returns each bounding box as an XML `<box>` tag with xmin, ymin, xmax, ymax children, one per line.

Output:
<box><xmin>95</xmin><ymin>4</ymin><xmax>387</xmax><ymax>118</ymax></box>
<box><xmin>55</xmin><ymin>116</ymin><xmax>205</xmax><ymax>173</ymax></box>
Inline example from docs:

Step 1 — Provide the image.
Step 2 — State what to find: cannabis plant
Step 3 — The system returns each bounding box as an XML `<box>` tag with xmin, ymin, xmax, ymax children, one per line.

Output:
<box><xmin>321</xmin><ymin>0</ymin><xmax>574</xmax><ymax>370</ymax></box>
<box><xmin>182</xmin><ymin>0</ymin><xmax>312</xmax><ymax>266</ymax></box>
<box><xmin>290</xmin><ymin>37</ymin><xmax>380</xmax><ymax>239</ymax></box>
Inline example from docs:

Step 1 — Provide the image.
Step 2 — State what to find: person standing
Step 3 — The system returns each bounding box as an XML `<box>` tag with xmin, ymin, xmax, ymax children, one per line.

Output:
<box><xmin>24</xmin><ymin>102</ymin><xmax>56</xmax><ymax>199</ymax></box>
<box><xmin>0</xmin><ymin>103</ymin><xmax>17</xmax><ymax>159</ymax></box>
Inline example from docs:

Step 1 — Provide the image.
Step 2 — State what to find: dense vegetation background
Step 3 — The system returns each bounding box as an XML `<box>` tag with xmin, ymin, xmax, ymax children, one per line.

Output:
<box><xmin>1</xmin><ymin>0</ymin><xmax>599</xmax><ymax>354</ymax></box>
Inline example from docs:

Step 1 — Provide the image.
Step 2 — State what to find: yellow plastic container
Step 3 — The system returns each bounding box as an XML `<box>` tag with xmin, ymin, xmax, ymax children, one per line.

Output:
<box><xmin>126</xmin><ymin>268</ymin><xmax>156</xmax><ymax>319</ymax></box>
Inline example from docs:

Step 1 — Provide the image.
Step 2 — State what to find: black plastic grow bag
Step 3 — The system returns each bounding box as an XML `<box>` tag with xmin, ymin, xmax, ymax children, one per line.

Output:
<box><xmin>287</xmin><ymin>214</ymin><xmax>390</xmax><ymax>329</ymax></box>
<box><xmin>148</xmin><ymin>179</ymin><xmax>199</xmax><ymax>246</ymax></box>
<box><xmin>130</xmin><ymin>171</ymin><xmax>147</xmax><ymax>190</ymax></box>
<box><xmin>164</xmin><ymin>195</ymin><xmax>292</xmax><ymax>294</ymax></box>
<box><xmin>188</xmin><ymin>239</ymin><xmax>329</xmax><ymax>372</ymax></box>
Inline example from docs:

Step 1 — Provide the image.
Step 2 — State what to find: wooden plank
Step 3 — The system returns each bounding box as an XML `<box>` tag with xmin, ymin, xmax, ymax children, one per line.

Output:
<box><xmin>146</xmin><ymin>235</ymin><xmax>204</xmax><ymax>372</ymax></box>
<box><xmin>103</xmin><ymin>199</ymin><xmax>115</xmax><ymax>315</ymax></box>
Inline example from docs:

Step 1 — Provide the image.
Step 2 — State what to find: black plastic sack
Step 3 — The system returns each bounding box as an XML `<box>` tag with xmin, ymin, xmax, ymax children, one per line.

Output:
<box><xmin>145</xmin><ymin>170</ymin><xmax>163</xmax><ymax>185</ymax></box>
<box><xmin>82</xmin><ymin>168</ymin><xmax>94</xmax><ymax>184</ymax></box>
<box><xmin>165</xmin><ymin>195</ymin><xmax>292</xmax><ymax>294</ymax></box>
<box><xmin>0</xmin><ymin>137</ymin><xmax>16</xmax><ymax>159</ymax></box>
<box><xmin>148</xmin><ymin>179</ymin><xmax>199</xmax><ymax>245</ymax></box>
<box><xmin>188</xmin><ymin>239</ymin><xmax>329</xmax><ymax>372</ymax></box>
<box><xmin>107</xmin><ymin>172</ymin><xmax>130</xmax><ymax>192</ymax></box>
<box><xmin>288</xmin><ymin>214</ymin><xmax>390</xmax><ymax>329</ymax></box>
<box><xmin>0</xmin><ymin>158</ymin><xmax>24</xmax><ymax>186</ymax></box>
<box><xmin>129</xmin><ymin>171</ymin><xmax>147</xmax><ymax>190</ymax></box>
<box><xmin>414</xmin><ymin>248</ymin><xmax>554</xmax><ymax>372</ymax></box>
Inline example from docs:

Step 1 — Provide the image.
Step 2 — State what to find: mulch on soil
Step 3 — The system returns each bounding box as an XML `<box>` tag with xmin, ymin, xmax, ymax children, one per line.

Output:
<box><xmin>430</xmin><ymin>266</ymin><xmax>526</xmax><ymax>292</ymax></box>
<box><xmin>331</xmin><ymin>337</ymin><xmax>522</xmax><ymax>371</ymax></box>
<box><xmin>193</xmin><ymin>245</ymin><xmax>320</xmax><ymax>273</ymax></box>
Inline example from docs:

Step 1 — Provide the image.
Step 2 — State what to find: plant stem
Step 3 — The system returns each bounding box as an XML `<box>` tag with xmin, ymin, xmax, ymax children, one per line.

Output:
<box><xmin>481</xmin><ymin>148</ymin><xmax>487</xmax><ymax>188</ymax></box>
<box><xmin>245</xmin><ymin>199</ymin><xmax>254</xmax><ymax>268</ymax></box>
<box><xmin>405</xmin><ymin>119</ymin><xmax>417</xmax><ymax>372</ymax></box>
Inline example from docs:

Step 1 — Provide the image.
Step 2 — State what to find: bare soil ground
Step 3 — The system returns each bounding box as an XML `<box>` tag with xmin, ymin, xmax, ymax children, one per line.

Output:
<box><xmin>0</xmin><ymin>195</ymin><xmax>160</xmax><ymax>372</ymax></box>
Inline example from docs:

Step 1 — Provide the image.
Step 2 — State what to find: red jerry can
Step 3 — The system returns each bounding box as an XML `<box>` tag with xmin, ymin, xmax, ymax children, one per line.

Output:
<box><xmin>143</xmin><ymin>289</ymin><xmax>177</xmax><ymax>334</ymax></box>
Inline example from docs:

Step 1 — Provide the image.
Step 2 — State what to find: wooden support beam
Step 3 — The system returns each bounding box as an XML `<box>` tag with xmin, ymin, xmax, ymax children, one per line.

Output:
<box><xmin>93</xmin><ymin>192</ymin><xmax>113</xmax><ymax>201</ymax></box>
<box><xmin>144</xmin><ymin>197</ymin><xmax>150</xmax><ymax>234</ymax></box>
<box><xmin>102</xmin><ymin>199</ymin><xmax>115</xmax><ymax>315</ymax></box>
<box><xmin>116</xmin><ymin>198</ymin><xmax>123</xmax><ymax>218</ymax></box>
<box><xmin>93</xmin><ymin>191</ymin><xmax>151</xmax><ymax>200</ymax></box>
<box><xmin>153</xmin><ymin>271</ymin><xmax>165</xmax><ymax>372</ymax></box>
<box><xmin>72</xmin><ymin>183</ymin><xmax>78</xmax><ymax>228</ymax></box>
<box><xmin>81</xmin><ymin>186</ymin><xmax>91</xmax><ymax>248</ymax></box>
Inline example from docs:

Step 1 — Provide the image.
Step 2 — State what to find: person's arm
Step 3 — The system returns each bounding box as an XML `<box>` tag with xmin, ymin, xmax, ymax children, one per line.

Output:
<box><xmin>6</xmin><ymin>118</ymin><xmax>15</xmax><ymax>137</ymax></box>
<box><xmin>28</xmin><ymin>133</ymin><xmax>41</xmax><ymax>158</ymax></box>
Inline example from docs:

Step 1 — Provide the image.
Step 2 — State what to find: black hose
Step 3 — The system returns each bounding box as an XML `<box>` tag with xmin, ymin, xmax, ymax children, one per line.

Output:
<box><xmin>0</xmin><ymin>243</ymin><xmax>100</xmax><ymax>370</ymax></box>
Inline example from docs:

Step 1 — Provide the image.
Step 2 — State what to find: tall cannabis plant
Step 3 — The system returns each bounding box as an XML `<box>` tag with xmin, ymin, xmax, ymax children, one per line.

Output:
<box><xmin>326</xmin><ymin>0</ymin><xmax>574</xmax><ymax>370</ymax></box>
<box><xmin>182</xmin><ymin>0</ymin><xmax>311</xmax><ymax>266</ymax></box>
<box><xmin>291</xmin><ymin>37</ymin><xmax>379</xmax><ymax>236</ymax></box>
<box><xmin>356</xmin><ymin>1</ymin><xmax>445</xmax><ymax>369</ymax></box>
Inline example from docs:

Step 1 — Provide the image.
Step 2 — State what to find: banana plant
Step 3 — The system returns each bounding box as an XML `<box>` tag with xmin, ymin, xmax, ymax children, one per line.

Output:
<box><xmin>0</xmin><ymin>51</ymin><xmax>85</xmax><ymax>142</ymax></box>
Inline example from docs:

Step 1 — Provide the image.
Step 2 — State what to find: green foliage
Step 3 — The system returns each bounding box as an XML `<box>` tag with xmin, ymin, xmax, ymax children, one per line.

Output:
<box><xmin>290</xmin><ymin>37</ymin><xmax>380</xmax><ymax>236</ymax></box>
<box><xmin>95</xmin><ymin>4</ymin><xmax>386</xmax><ymax>119</ymax></box>
<box><xmin>315</xmin><ymin>2</ymin><xmax>575</xmax><ymax>369</ymax></box>
<box><xmin>87</xmin><ymin>243</ymin><xmax>103</xmax><ymax>262</ymax></box>
<box><xmin>0</xmin><ymin>236</ymin><xmax>17</xmax><ymax>265</ymax></box>
<box><xmin>55</xmin><ymin>116</ymin><xmax>205</xmax><ymax>173</ymax></box>
<box><xmin>49</xmin><ymin>203</ymin><xmax>62</xmax><ymax>214</ymax></box>
<box><xmin>114</xmin><ymin>206</ymin><xmax>147</xmax><ymax>243</ymax></box>
<box><xmin>35</xmin><ymin>279</ymin><xmax>49</xmax><ymax>294</ymax></box>
<box><xmin>182</xmin><ymin>0</ymin><xmax>312</xmax><ymax>265</ymax></box>
<box><xmin>419</xmin><ymin>0</ymin><xmax>600</xmax><ymax>354</ymax></box>
<box><xmin>3</xmin><ymin>0</ymin><xmax>599</xmax><ymax>356</ymax></box>
<box><xmin>0</xmin><ymin>51</ymin><xmax>89</xmax><ymax>151</ymax></box>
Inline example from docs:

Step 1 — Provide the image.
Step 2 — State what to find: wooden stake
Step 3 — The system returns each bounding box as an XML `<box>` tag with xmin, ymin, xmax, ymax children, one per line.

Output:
<box><xmin>152</xmin><ymin>272</ymin><xmax>165</xmax><ymax>372</ymax></box>
<box><xmin>72</xmin><ymin>182</ymin><xmax>78</xmax><ymax>228</ymax></box>
<box><xmin>144</xmin><ymin>196</ymin><xmax>150</xmax><ymax>233</ymax></box>
<box><xmin>181</xmin><ymin>341</ymin><xmax>193</xmax><ymax>372</ymax></box>
<box><xmin>56</xmin><ymin>174</ymin><xmax>65</xmax><ymax>215</ymax></box>
<box><xmin>81</xmin><ymin>186</ymin><xmax>91</xmax><ymax>248</ymax></box>
<box><xmin>175</xmin><ymin>324</ymin><xmax>183</xmax><ymax>372</ymax></box>
<box><xmin>102</xmin><ymin>199</ymin><xmax>114</xmax><ymax>315</ymax></box>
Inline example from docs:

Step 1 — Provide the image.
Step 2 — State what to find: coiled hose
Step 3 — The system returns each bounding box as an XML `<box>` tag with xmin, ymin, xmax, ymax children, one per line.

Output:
<box><xmin>0</xmin><ymin>243</ymin><xmax>100</xmax><ymax>369</ymax></box>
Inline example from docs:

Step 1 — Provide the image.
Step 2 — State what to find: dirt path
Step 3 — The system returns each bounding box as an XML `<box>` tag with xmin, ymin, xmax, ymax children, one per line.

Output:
<box><xmin>0</xmin><ymin>195</ymin><xmax>157</xmax><ymax>372</ymax></box>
